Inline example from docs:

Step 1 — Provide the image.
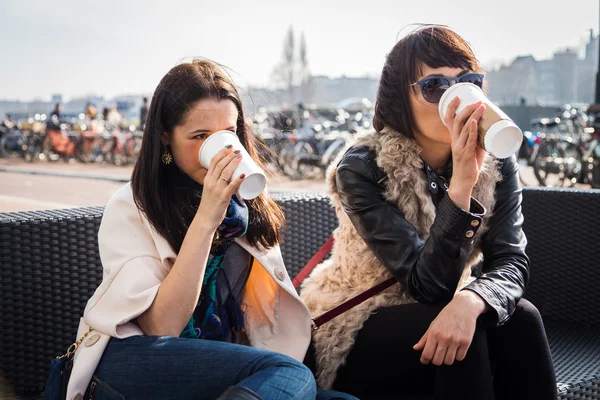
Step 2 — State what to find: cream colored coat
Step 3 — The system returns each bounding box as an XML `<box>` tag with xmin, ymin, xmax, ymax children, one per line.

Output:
<box><xmin>66</xmin><ymin>183</ymin><xmax>312</xmax><ymax>400</ymax></box>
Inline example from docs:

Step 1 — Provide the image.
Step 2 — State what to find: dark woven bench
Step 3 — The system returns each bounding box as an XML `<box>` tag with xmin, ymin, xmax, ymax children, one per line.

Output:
<box><xmin>1</xmin><ymin>188</ymin><xmax>599</xmax><ymax>399</ymax></box>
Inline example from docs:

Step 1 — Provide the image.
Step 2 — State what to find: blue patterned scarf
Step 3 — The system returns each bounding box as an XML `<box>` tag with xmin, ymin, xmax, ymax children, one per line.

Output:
<box><xmin>180</xmin><ymin>194</ymin><xmax>249</xmax><ymax>340</ymax></box>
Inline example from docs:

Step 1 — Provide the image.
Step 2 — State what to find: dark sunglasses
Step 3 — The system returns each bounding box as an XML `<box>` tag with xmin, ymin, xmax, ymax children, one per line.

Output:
<box><xmin>411</xmin><ymin>73</ymin><xmax>485</xmax><ymax>104</ymax></box>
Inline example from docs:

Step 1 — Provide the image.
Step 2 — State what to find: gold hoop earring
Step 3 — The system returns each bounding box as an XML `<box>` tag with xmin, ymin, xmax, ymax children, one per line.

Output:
<box><xmin>161</xmin><ymin>147</ymin><xmax>173</xmax><ymax>165</ymax></box>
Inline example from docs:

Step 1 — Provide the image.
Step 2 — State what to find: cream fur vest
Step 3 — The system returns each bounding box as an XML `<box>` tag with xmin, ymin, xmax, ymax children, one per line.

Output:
<box><xmin>299</xmin><ymin>127</ymin><xmax>503</xmax><ymax>389</ymax></box>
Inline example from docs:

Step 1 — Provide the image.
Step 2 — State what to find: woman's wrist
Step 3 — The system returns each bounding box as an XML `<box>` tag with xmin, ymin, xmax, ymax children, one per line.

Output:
<box><xmin>455</xmin><ymin>290</ymin><xmax>489</xmax><ymax>316</ymax></box>
<box><xmin>447</xmin><ymin>185</ymin><xmax>472</xmax><ymax>211</ymax></box>
<box><xmin>191</xmin><ymin>210</ymin><xmax>219</xmax><ymax>236</ymax></box>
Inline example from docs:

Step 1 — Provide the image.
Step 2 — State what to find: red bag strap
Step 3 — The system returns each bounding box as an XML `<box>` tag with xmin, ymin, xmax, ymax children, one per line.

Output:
<box><xmin>292</xmin><ymin>236</ymin><xmax>335</xmax><ymax>289</ymax></box>
<box><xmin>311</xmin><ymin>277</ymin><xmax>397</xmax><ymax>329</ymax></box>
<box><xmin>292</xmin><ymin>235</ymin><xmax>398</xmax><ymax>330</ymax></box>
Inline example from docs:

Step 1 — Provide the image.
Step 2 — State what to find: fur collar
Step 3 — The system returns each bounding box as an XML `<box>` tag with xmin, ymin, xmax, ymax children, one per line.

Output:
<box><xmin>300</xmin><ymin>127</ymin><xmax>503</xmax><ymax>389</ymax></box>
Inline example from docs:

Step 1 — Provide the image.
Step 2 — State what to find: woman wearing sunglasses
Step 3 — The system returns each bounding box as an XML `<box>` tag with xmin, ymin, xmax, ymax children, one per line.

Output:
<box><xmin>300</xmin><ymin>25</ymin><xmax>557</xmax><ymax>399</ymax></box>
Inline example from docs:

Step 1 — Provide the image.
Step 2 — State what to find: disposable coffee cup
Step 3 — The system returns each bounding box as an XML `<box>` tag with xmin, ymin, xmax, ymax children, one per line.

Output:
<box><xmin>198</xmin><ymin>130</ymin><xmax>267</xmax><ymax>200</ymax></box>
<box><xmin>439</xmin><ymin>83</ymin><xmax>523</xmax><ymax>159</ymax></box>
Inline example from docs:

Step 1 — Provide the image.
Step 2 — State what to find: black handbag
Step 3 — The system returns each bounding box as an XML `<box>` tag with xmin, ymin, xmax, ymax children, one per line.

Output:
<box><xmin>44</xmin><ymin>327</ymin><xmax>94</xmax><ymax>400</ymax></box>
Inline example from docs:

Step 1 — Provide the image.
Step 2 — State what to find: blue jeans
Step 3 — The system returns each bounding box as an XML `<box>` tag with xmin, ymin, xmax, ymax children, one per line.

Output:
<box><xmin>87</xmin><ymin>335</ymin><xmax>357</xmax><ymax>400</ymax></box>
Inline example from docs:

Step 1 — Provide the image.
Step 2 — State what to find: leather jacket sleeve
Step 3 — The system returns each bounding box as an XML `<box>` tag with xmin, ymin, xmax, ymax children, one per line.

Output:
<box><xmin>335</xmin><ymin>147</ymin><xmax>486</xmax><ymax>304</ymax></box>
<box><xmin>462</xmin><ymin>155</ymin><xmax>529</xmax><ymax>325</ymax></box>
<box><xmin>335</xmin><ymin>148</ymin><xmax>528</xmax><ymax>325</ymax></box>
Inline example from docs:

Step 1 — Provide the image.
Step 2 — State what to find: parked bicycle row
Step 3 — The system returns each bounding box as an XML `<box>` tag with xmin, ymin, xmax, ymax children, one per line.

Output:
<box><xmin>0</xmin><ymin>116</ymin><xmax>143</xmax><ymax>165</ymax></box>
<box><xmin>253</xmin><ymin>105</ymin><xmax>374</xmax><ymax>180</ymax></box>
<box><xmin>5</xmin><ymin>101</ymin><xmax>599</xmax><ymax>188</ymax></box>
<box><xmin>258</xmin><ymin>102</ymin><xmax>600</xmax><ymax>187</ymax></box>
<box><xmin>518</xmin><ymin>104</ymin><xmax>600</xmax><ymax>188</ymax></box>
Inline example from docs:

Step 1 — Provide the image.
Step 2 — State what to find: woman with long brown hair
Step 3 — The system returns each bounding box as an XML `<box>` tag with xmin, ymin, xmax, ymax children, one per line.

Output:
<box><xmin>65</xmin><ymin>59</ymin><xmax>356</xmax><ymax>400</ymax></box>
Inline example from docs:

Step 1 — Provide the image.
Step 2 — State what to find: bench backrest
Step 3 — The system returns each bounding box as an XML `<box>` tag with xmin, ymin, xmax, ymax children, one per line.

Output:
<box><xmin>1</xmin><ymin>188</ymin><xmax>599</xmax><ymax>397</ymax></box>
<box><xmin>521</xmin><ymin>188</ymin><xmax>600</xmax><ymax>327</ymax></box>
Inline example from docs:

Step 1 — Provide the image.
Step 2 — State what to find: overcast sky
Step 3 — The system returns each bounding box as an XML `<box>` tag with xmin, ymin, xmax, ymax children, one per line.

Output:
<box><xmin>1</xmin><ymin>0</ymin><xmax>598</xmax><ymax>101</ymax></box>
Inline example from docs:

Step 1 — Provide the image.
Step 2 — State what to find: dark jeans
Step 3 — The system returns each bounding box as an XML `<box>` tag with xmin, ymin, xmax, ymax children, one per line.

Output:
<box><xmin>305</xmin><ymin>298</ymin><xmax>557</xmax><ymax>400</ymax></box>
<box><xmin>88</xmin><ymin>335</ymin><xmax>358</xmax><ymax>400</ymax></box>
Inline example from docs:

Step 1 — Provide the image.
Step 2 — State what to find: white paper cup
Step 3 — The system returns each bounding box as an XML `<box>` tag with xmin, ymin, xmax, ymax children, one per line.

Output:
<box><xmin>438</xmin><ymin>83</ymin><xmax>523</xmax><ymax>159</ymax></box>
<box><xmin>198</xmin><ymin>130</ymin><xmax>267</xmax><ymax>200</ymax></box>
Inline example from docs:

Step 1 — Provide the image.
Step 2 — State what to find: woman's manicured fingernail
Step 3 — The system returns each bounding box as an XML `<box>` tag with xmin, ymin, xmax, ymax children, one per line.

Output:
<box><xmin>225</xmin><ymin>144</ymin><xmax>233</xmax><ymax>149</ymax></box>
<box><xmin>233</xmin><ymin>149</ymin><xmax>241</xmax><ymax>154</ymax></box>
<box><xmin>240</xmin><ymin>173</ymin><xmax>246</xmax><ymax>179</ymax></box>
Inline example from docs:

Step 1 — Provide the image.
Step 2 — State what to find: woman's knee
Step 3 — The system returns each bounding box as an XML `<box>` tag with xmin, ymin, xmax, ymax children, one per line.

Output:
<box><xmin>252</xmin><ymin>352</ymin><xmax>317</xmax><ymax>398</ymax></box>
<box><xmin>509</xmin><ymin>298</ymin><xmax>544</xmax><ymax>330</ymax></box>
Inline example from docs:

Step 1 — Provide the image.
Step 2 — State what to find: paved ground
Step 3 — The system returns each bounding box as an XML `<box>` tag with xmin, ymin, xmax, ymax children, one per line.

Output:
<box><xmin>0</xmin><ymin>158</ymin><xmax>328</xmax><ymax>212</ymax></box>
<box><xmin>0</xmin><ymin>157</ymin><xmax>578</xmax><ymax>213</ymax></box>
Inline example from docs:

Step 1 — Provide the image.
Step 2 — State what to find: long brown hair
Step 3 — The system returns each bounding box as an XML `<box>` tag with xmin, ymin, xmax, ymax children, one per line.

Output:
<box><xmin>373</xmin><ymin>25</ymin><xmax>483</xmax><ymax>138</ymax></box>
<box><xmin>131</xmin><ymin>59</ymin><xmax>284</xmax><ymax>253</ymax></box>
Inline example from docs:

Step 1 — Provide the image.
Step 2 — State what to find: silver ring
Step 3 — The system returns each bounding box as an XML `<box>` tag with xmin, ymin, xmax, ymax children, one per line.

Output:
<box><xmin>219</xmin><ymin>175</ymin><xmax>230</xmax><ymax>183</ymax></box>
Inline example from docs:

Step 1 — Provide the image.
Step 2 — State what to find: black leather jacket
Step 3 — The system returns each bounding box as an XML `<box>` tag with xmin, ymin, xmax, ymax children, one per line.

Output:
<box><xmin>334</xmin><ymin>146</ymin><xmax>529</xmax><ymax>326</ymax></box>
